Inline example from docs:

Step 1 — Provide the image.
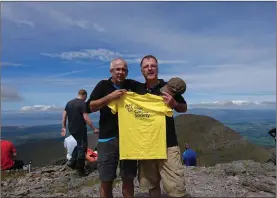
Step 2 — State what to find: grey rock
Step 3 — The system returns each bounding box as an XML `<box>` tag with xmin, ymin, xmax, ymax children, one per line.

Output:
<box><xmin>14</xmin><ymin>189</ymin><xmax>30</xmax><ymax>196</ymax></box>
<box><xmin>1</xmin><ymin>160</ymin><xmax>276</xmax><ymax>197</ymax></box>
<box><xmin>80</xmin><ymin>186</ymin><xmax>94</xmax><ymax>196</ymax></box>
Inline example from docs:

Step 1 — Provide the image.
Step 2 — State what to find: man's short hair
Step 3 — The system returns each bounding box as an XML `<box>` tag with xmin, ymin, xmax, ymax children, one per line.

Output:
<box><xmin>110</xmin><ymin>58</ymin><xmax>128</xmax><ymax>70</ymax></box>
<box><xmin>140</xmin><ymin>55</ymin><xmax>158</xmax><ymax>67</ymax></box>
<box><xmin>78</xmin><ymin>89</ymin><xmax>87</xmax><ymax>96</ymax></box>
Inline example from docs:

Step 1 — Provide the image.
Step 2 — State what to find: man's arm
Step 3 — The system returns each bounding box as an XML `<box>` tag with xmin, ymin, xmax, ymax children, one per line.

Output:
<box><xmin>89</xmin><ymin>90</ymin><xmax>126</xmax><ymax>112</ymax></box>
<box><xmin>87</xmin><ymin>81</ymin><xmax>107</xmax><ymax>113</ymax></box>
<box><xmin>174</xmin><ymin>101</ymin><xmax>187</xmax><ymax>113</ymax></box>
<box><xmin>88</xmin><ymin>81</ymin><xmax>127</xmax><ymax>112</ymax></box>
<box><xmin>162</xmin><ymin>92</ymin><xmax>187</xmax><ymax>113</ymax></box>
<box><xmin>173</xmin><ymin>93</ymin><xmax>187</xmax><ymax>113</ymax></box>
<box><xmin>83</xmin><ymin>113</ymin><xmax>99</xmax><ymax>133</ymax></box>
<box><xmin>62</xmin><ymin>110</ymin><xmax>67</xmax><ymax>129</ymax></box>
<box><xmin>82</xmin><ymin>103</ymin><xmax>99</xmax><ymax>133</ymax></box>
<box><xmin>61</xmin><ymin>109</ymin><xmax>67</xmax><ymax>136</ymax></box>
<box><xmin>89</xmin><ymin>95</ymin><xmax>113</xmax><ymax>112</ymax></box>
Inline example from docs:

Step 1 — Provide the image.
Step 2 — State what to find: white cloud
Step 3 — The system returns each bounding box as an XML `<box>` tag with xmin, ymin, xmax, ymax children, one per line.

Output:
<box><xmin>92</xmin><ymin>23</ymin><xmax>105</xmax><ymax>32</ymax></box>
<box><xmin>41</xmin><ymin>49</ymin><xmax>188</xmax><ymax>65</ymax></box>
<box><xmin>46</xmin><ymin>70</ymin><xmax>87</xmax><ymax>78</ymax></box>
<box><xmin>1</xmin><ymin>2</ymin><xmax>275</xmax><ymax>110</ymax></box>
<box><xmin>2</xmin><ymin>3</ymin><xmax>35</xmax><ymax>28</ymax></box>
<box><xmin>46</xmin><ymin>9</ymin><xmax>105</xmax><ymax>31</ymax></box>
<box><xmin>157</xmin><ymin>61</ymin><xmax>276</xmax><ymax>95</ymax></box>
<box><xmin>20</xmin><ymin>105</ymin><xmax>63</xmax><ymax>112</ymax></box>
<box><xmin>1</xmin><ymin>62</ymin><xmax>27</xmax><ymax>67</ymax></box>
<box><xmin>1</xmin><ymin>85</ymin><xmax>23</xmax><ymax>102</ymax></box>
<box><xmin>41</xmin><ymin>49</ymin><xmax>121</xmax><ymax>61</ymax></box>
<box><xmin>189</xmin><ymin>100</ymin><xmax>276</xmax><ymax>110</ymax></box>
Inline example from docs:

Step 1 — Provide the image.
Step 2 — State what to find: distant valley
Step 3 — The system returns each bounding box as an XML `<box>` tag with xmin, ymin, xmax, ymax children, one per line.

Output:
<box><xmin>1</xmin><ymin>108</ymin><xmax>276</xmax><ymax>147</ymax></box>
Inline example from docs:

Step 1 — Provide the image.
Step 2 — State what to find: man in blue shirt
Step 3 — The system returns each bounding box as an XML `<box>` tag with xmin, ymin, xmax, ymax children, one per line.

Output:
<box><xmin>182</xmin><ymin>143</ymin><xmax>197</xmax><ymax>166</ymax></box>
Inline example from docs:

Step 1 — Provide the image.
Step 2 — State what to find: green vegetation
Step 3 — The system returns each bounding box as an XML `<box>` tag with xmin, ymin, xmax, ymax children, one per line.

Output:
<box><xmin>1</xmin><ymin>170</ymin><xmax>27</xmax><ymax>181</ymax></box>
<box><xmin>85</xmin><ymin>177</ymin><xmax>101</xmax><ymax>186</ymax></box>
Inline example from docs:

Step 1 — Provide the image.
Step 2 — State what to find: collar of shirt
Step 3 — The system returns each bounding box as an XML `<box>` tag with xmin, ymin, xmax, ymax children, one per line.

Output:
<box><xmin>144</xmin><ymin>79</ymin><xmax>166</xmax><ymax>94</ymax></box>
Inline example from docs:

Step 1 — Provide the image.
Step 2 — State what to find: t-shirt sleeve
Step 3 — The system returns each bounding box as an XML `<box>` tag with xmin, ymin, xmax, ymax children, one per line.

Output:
<box><xmin>174</xmin><ymin>94</ymin><xmax>186</xmax><ymax>104</ymax></box>
<box><xmin>107</xmin><ymin>100</ymin><xmax>118</xmax><ymax>114</ymax></box>
<box><xmin>82</xmin><ymin>102</ymin><xmax>88</xmax><ymax>114</ymax></box>
<box><xmin>86</xmin><ymin>80</ymin><xmax>105</xmax><ymax>113</ymax></box>
<box><xmin>164</xmin><ymin>106</ymin><xmax>174</xmax><ymax>117</ymax></box>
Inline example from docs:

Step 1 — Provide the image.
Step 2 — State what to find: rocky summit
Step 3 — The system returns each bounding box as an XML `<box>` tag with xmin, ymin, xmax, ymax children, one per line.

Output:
<box><xmin>1</xmin><ymin>160</ymin><xmax>276</xmax><ymax>197</ymax></box>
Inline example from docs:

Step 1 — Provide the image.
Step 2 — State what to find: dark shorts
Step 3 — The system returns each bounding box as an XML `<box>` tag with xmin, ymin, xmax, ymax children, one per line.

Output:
<box><xmin>70</xmin><ymin>130</ymin><xmax>88</xmax><ymax>169</ymax></box>
<box><xmin>97</xmin><ymin>138</ymin><xmax>137</xmax><ymax>182</ymax></box>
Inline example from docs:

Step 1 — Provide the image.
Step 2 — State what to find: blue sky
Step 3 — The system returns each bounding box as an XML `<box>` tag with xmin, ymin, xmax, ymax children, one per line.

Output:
<box><xmin>1</xmin><ymin>2</ymin><xmax>276</xmax><ymax>113</ymax></box>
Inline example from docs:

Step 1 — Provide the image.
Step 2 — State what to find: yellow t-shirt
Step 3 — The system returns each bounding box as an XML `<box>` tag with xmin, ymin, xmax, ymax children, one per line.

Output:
<box><xmin>108</xmin><ymin>92</ymin><xmax>173</xmax><ymax>160</ymax></box>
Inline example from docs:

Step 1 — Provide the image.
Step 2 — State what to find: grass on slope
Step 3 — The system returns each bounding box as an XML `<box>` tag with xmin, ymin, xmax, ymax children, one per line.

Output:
<box><xmin>175</xmin><ymin>114</ymin><xmax>272</xmax><ymax>166</ymax></box>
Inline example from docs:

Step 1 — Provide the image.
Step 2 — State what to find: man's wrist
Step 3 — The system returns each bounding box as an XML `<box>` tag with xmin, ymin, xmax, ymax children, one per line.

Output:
<box><xmin>173</xmin><ymin>101</ymin><xmax>178</xmax><ymax>109</ymax></box>
<box><xmin>105</xmin><ymin>95</ymin><xmax>111</xmax><ymax>103</ymax></box>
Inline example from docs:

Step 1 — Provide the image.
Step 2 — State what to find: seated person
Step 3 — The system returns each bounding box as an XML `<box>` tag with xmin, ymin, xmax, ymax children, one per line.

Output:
<box><xmin>64</xmin><ymin>135</ymin><xmax>98</xmax><ymax>167</ymax></box>
<box><xmin>1</xmin><ymin>140</ymin><xmax>24</xmax><ymax>170</ymax></box>
<box><xmin>182</xmin><ymin>143</ymin><xmax>197</xmax><ymax>166</ymax></box>
<box><xmin>64</xmin><ymin>135</ymin><xmax>77</xmax><ymax>161</ymax></box>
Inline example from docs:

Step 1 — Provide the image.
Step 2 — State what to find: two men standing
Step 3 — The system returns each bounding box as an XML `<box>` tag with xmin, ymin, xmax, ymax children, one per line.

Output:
<box><xmin>86</xmin><ymin>55</ymin><xmax>188</xmax><ymax>198</ymax></box>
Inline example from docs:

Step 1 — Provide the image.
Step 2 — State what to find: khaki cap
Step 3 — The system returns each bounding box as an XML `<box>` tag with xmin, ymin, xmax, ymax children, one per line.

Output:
<box><xmin>160</xmin><ymin>77</ymin><xmax>186</xmax><ymax>96</ymax></box>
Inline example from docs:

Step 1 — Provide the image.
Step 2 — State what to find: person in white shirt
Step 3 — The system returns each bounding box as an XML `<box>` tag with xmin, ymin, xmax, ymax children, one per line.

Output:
<box><xmin>64</xmin><ymin>135</ymin><xmax>77</xmax><ymax>161</ymax></box>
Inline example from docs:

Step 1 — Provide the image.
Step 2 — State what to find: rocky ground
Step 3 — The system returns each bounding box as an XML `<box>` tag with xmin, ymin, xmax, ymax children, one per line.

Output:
<box><xmin>1</xmin><ymin>160</ymin><xmax>276</xmax><ymax>197</ymax></box>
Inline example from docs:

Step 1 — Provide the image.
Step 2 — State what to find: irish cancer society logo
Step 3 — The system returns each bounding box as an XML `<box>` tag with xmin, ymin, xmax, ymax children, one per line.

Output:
<box><xmin>125</xmin><ymin>104</ymin><xmax>133</xmax><ymax>112</ymax></box>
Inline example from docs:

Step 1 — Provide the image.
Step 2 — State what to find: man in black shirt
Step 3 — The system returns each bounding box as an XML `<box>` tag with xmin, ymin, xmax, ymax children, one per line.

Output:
<box><xmin>87</xmin><ymin>58</ymin><xmax>137</xmax><ymax>198</ymax></box>
<box><xmin>136</xmin><ymin>55</ymin><xmax>188</xmax><ymax>198</ymax></box>
<box><xmin>61</xmin><ymin>89</ymin><xmax>99</xmax><ymax>176</ymax></box>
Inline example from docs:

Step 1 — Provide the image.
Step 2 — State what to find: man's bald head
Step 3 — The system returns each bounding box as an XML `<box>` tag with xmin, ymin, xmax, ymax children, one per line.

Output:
<box><xmin>110</xmin><ymin>58</ymin><xmax>128</xmax><ymax>70</ymax></box>
<box><xmin>109</xmin><ymin>58</ymin><xmax>128</xmax><ymax>84</ymax></box>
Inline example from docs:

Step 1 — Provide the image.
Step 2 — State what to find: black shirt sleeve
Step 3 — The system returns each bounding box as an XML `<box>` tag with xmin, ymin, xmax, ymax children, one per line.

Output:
<box><xmin>174</xmin><ymin>94</ymin><xmax>187</xmax><ymax>104</ymax></box>
<box><xmin>126</xmin><ymin>79</ymin><xmax>145</xmax><ymax>94</ymax></box>
<box><xmin>86</xmin><ymin>80</ymin><xmax>105</xmax><ymax>113</ymax></box>
<box><xmin>82</xmin><ymin>102</ymin><xmax>88</xmax><ymax>114</ymax></box>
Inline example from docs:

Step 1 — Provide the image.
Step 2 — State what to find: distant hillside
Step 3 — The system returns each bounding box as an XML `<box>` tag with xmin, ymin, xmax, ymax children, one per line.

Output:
<box><xmin>13</xmin><ymin>114</ymin><xmax>274</xmax><ymax>167</ymax></box>
<box><xmin>175</xmin><ymin>114</ymin><xmax>273</xmax><ymax>166</ymax></box>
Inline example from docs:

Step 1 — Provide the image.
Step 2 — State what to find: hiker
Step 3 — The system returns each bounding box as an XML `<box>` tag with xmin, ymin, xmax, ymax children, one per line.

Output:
<box><xmin>133</xmin><ymin>55</ymin><xmax>188</xmax><ymax>198</ymax></box>
<box><xmin>1</xmin><ymin>140</ymin><xmax>24</xmax><ymax>171</ymax></box>
<box><xmin>182</xmin><ymin>143</ymin><xmax>197</xmax><ymax>166</ymax></box>
<box><xmin>64</xmin><ymin>135</ymin><xmax>98</xmax><ymax>165</ymax></box>
<box><xmin>268</xmin><ymin>128</ymin><xmax>276</xmax><ymax>142</ymax></box>
<box><xmin>87</xmin><ymin>58</ymin><xmax>138</xmax><ymax>198</ymax></box>
<box><xmin>61</xmin><ymin>89</ymin><xmax>99</xmax><ymax>176</ymax></box>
